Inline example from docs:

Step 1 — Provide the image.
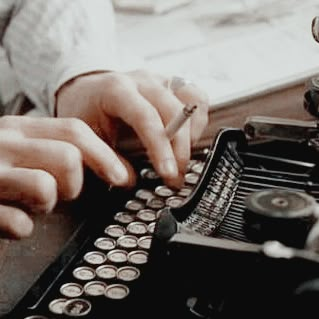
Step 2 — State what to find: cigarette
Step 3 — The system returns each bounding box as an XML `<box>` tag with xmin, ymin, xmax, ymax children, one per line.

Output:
<box><xmin>165</xmin><ymin>104</ymin><xmax>197</xmax><ymax>140</ymax></box>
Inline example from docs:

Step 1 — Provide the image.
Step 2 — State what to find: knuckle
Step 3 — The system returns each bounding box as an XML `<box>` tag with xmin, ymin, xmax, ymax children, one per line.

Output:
<box><xmin>32</xmin><ymin>171</ymin><xmax>58</xmax><ymax>212</ymax></box>
<box><xmin>64</xmin><ymin>118</ymin><xmax>89</xmax><ymax>139</ymax></box>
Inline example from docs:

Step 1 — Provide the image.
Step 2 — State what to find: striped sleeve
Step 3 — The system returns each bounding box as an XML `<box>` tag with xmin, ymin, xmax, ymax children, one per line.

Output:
<box><xmin>1</xmin><ymin>0</ymin><xmax>119</xmax><ymax>116</ymax></box>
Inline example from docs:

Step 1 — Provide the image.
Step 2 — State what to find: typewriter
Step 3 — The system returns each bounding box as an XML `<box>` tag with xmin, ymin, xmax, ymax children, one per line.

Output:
<box><xmin>6</xmin><ymin>97</ymin><xmax>319</xmax><ymax>318</ymax></box>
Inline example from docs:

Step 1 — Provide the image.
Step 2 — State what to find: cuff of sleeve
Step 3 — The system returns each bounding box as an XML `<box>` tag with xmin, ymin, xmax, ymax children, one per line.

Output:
<box><xmin>48</xmin><ymin>50</ymin><xmax>119</xmax><ymax>116</ymax></box>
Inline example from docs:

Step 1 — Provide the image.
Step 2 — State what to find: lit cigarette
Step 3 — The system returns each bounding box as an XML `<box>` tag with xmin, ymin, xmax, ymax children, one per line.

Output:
<box><xmin>165</xmin><ymin>104</ymin><xmax>197</xmax><ymax>140</ymax></box>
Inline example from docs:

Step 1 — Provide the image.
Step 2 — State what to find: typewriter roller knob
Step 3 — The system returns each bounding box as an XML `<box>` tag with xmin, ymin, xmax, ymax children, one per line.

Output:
<box><xmin>244</xmin><ymin>189</ymin><xmax>317</xmax><ymax>248</ymax></box>
<box><xmin>304</xmin><ymin>75</ymin><xmax>319</xmax><ymax>118</ymax></box>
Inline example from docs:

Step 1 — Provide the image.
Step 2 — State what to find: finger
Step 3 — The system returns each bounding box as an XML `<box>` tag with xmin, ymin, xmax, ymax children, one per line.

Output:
<box><xmin>171</xmin><ymin>83</ymin><xmax>209</xmax><ymax>144</ymax></box>
<box><xmin>140</xmin><ymin>83</ymin><xmax>191</xmax><ymax>178</ymax></box>
<box><xmin>100</xmin><ymin>85</ymin><xmax>179</xmax><ymax>182</ymax></box>
<box><xmin>0</xmin><ymin>204</ymin><xmax>34</xmax><ymax>239</ymax></box>
<box><xmin>0</xmin><ymin>167</ymin><xmax>58</xmax><ymax>213</ymax></box>
<box><xmin>0</xmin><ymin>116</ymin><xmax>132</xmax><ymax>187</ymax></box>
<box><xmin>0</xmin><ymin>135</ymin><xmax>83</xmax><ymax>200</ymax></box>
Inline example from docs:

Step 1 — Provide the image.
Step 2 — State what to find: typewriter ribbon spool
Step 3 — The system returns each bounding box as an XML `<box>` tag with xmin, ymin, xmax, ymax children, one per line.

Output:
<box><xmin>244</xmin><ymin>189</ymin><xmax>318</xmax><ymax>248</ymax></box>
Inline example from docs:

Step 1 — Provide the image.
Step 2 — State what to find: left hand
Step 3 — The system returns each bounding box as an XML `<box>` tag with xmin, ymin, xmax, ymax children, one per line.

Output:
<box><xmin>56</xmin><ymin>69</ymin><xmax>209</xmax><ymax>188</ymax></box>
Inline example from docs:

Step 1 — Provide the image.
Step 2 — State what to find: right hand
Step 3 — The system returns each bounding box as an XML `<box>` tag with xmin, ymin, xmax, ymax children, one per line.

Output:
<box><xmin>0</xmin><ymin>115</ymin><xmax>135</xmax><ymax>239</ymax></box>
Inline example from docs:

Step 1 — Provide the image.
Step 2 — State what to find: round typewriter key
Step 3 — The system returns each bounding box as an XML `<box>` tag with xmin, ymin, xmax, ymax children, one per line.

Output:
<box><xmin>104</xmin><ymin>224</ymin><xmax>126</xmax><ymax>238</ymax></box>
<box><xmin>24</xmin><ymin>316</ymin><xmax>48</xmax><ymax>319</ymax></box>
<box><xmin>146</xmin><ymin>196</ymin><xmax>165</xmax><ymax>210</ymax></box>
<box><xmin>137</xmin><ymin>236</ymin><xmax>152</xmax><ymax>250</ymax></box>
<box><xmin>166</xmin><ymin>196</ymin><xmax>185</xmax><ymax>208</ymax></box>
<box><xmin>84</xmin><ymin>281</ymin><xmax>107</xmax><ymax>297</ymax></box>
<box><xmin>155</xmin><ymin>185</ymin><xmax>175</xmax><ymax>198</ymax></box>
<box><xmin>107</xmin><ymin>249</ymin><xmax>128</xmax><ymax>264</ymax></box>
<box><xmin>136</xmin><ymin>209</ymin><xmax>157</xmax><ymax>223</ymax></box>
<box><xmin>140</xmin><ymin>167</ymin><xmax>159</xmax><ymax>180</ymax></box>
<box><xmin>105</xmin><ymin>284</ymin><xmax>130</xmax><ymax>300</ymax></box>
<box><xmin>127</xmin><ymin>250</ymin><xmax>148</xmax><ymax>265</ymax></box>
<box><xmin>73</xmin><ymin>266</ymin><xmax>96</xmax><ymax>281</ymax></box>
<box><xmin>185</xmin><ymin>172</ymin><xmax>200</xmax><ymax>185</ymax></box>
<box><xmin>48</xmin><ymin>298</ymin><xmax>67</xmax><ymax>315</ymax></box>
<box><xmin>147</xmin><ymin>222</ymin><xmax>156</xmax><ymax>234</ymax></box>
<box><xmin>117</xmin><ymin>266</ymin><xmax>140</xmax><ymax>282</ymax></box>
<box><xmin>125</xmin><ymin>199</ymin><xmax>145</xmax><ymax>212</ymax></box>
<box><xmin>117</xmin><ymin>235</ymin><xmax>138</xmax><ymax>250</ymax></box>
<box><xmin>127</xmin><ymin>221</ymin><xmax>148</xmax><ymax>236</ymax></box>
<box><xmin>63</xmin><ymin>298</ymin><xmax>91</xmax><ymax>317</ymax></box>
<box><xmin>191</xmin><ymin>161</ymin><xmax>205</xmax><ymax>175</ymax></box>
<box><xmin>96</xmin><ymin>264</ymin><xmax>117</xmax><ymax>280</ymax></box>
<box><xmin>135</xmin><ymin>189</ymin><xmax>155</xmax><ymax>201</ymax></box>
<box><xmin>177</xmin><ymin>186</ymin><xmax>193</xmax><ymax>198</ymax></box>
<box><xmin>94</xmin><ymin>237</ymin><xmax>116</xmax><ymax>251</ymax></box>
<box><xmin>60</xmin><ymin>283</ymin><xmax>83</xmax><ymax>298</ymax></box>
<box><xmin>114</xmin><ymin>211</ymin><xmax>135</xmax><ymax>225</ymax></box>
<box><xmin>83</xmin><ymin>251</ymin><xmax>107</xmax><ymax>265</ymax></box>
<box><xmin>186</xmin><ymin>159</ymin><xmax>197</xmax><ymax>172</ymax></box>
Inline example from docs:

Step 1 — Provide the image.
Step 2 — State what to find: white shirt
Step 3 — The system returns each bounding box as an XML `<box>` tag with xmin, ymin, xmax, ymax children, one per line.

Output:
<box><xmin>0</xmin><ymin>0</ymin><xmax>119</xmax><ymax>116</ymax></box>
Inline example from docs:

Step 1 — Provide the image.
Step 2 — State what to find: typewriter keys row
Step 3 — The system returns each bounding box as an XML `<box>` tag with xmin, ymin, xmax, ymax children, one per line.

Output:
<box><xmin>26</xmin><ymin>157</ymin><xmax>203</xmax><ymax>318</ymax></box>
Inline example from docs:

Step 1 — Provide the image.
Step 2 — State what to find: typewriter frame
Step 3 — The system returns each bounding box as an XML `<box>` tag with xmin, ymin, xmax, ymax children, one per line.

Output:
<box><xmin>7</xmin><ymin>127</ymin><xmax>319</xmax><ymax>319</ymax></box>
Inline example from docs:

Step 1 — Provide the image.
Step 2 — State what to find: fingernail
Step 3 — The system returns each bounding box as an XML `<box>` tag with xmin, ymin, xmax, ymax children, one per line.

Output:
<box><xmin>159</xmin><ymin>158</ymin><xmax>178</xmax><ymax>179</ymax></box>
<box><xmin>110</xmin><ymin>163</ymin><xmax>129</xmax><ymax>185</ymax></box>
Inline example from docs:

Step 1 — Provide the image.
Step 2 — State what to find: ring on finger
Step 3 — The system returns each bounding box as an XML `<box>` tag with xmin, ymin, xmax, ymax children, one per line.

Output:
<box><xmin>166</xmin><ymin>76</ymin><xmax>194</xmax><ymax>94</ymax></box>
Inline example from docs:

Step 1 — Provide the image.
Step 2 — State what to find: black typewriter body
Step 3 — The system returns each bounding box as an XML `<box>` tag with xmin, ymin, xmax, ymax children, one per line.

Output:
<box><xmin>7</xmin><ymin>128</ymin><xmax>319</xmax><ymax>319</ymax></box>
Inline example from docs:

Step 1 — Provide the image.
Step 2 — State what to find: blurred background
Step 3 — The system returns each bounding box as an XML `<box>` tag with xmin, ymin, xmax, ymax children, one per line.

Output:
<box><xmin>112</xmin><ymin>0</ymin><xmax>319</xmax><ymax>109</ymax></box>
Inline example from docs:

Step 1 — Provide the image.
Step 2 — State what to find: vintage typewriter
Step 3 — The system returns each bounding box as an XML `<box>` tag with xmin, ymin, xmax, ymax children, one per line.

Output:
<box><xmin>6</xmin><ymin>97</ymin><xmax>319</xmax><ymax>318</ymax></box>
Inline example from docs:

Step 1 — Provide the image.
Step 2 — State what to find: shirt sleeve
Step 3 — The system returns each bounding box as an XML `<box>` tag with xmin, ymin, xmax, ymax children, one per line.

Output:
<box><xmin>2</xmin><ymin>0</ymin><xmax>119</xmax><ymax>116</ymax></box>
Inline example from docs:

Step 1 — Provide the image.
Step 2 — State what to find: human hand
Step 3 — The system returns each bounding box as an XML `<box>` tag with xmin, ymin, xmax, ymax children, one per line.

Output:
<box><xmin>0</xmin><ymin>115</ymin><xmax>135</xmax><ymax>238</ymax></box>
<box><xmin>56</xmin><ymin>70</ymin><xmax>209</xmax><ymax>188</ymax></box>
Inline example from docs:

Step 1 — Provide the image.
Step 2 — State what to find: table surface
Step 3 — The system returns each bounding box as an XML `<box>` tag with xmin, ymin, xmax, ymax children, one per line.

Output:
<box><xmin>0</xmin><ymin>0</ymin><xmax>318</xmax><ymax>316</ymax></box>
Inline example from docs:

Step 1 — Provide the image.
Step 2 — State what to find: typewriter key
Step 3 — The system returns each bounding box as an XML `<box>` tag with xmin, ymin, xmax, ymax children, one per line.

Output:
<box><xmin>126</xmin><ymin>221</ymin><xmax>148</xmax><ymax>236</ymax></box>
<box><xmin>83</xmin><ymin>251</ymin><xmax>107</xmax><ymax>265</ymax></box>
<box><xmin>166</xmin><ymin>196</ymin><xmax>185</xmax><ymax>209</ymax></box>
<box><xmin>104</xmin><ymin>224</ymin><xmax>126</xmax><ymax>238</ymax></box>
<box><xmin>147</xmin><ymin>222</ymin><xmax>156</xmax><ymax>234</ymax></box>
<box><xmin>146</xmin><ymin>196</ymin><xmax>165</xmax><ymax>210</ymax></box>
<box><xmin>117</xmin><ymin>235</ymin><xmax>138</xmax><ymax>250</ymax></box>
<box><xmin>96</xmin><ymin>264</ymin><xmax>117</xmax><ymax>280</ymax></box>
<box><xmin>63</xmin><ymin>298</ymin><xmax>91</xmax><ymax>317</ymax></box>
<box><xmin>244</xmin><ymin>189</ymin><xmax>317</xmax><ymax>247</ymax></box>
<box><xmin>155</xmin><ymin>185</ymin><xmax>175</xmax><ymax>198</ymax></box>
<box><xmin>191</xmin><ymin>161</ymin><xmax>205</xmax><ymax>175</ymax></box>
<box><xmin>125</xmin><ymin>199</ymin><xmax>145</xmax><ymax>212</ymax></box>
<box><xmin>177</xmin><ymin>186</ymin><xmax>193</xmax><ymax>198</ymax></box>
<box><xmin>185</xmin><ymin>172</ymin><xmax>200</xmax><ymax>185</ymax></box>
<box><xmin>117</xmin><ymin>266</ymin><xmax>140</xmax><ymax>282</ymax></box>
<box><xmin>48</xmin><ymin>298</ymin><xmax>67</xmax><ymax>315</ymax></box>
<box><xmin>24</xmin><ymin>316</ymin><xmax>48</xmax><ymax>319</ymax></box>
<box><xmin>107</xmin><ymin>249</ymin><xmax>128</xmax><ymax>264</ymax></box>
<box><xmin>114</xmin><ymin>211</ymin><xmax>135</xmax><ymax>225</ymax></box>
<box><xmin>127</xmin><ymin>250</ymin><xmax>148</xmax><ymax>265</ymax></box>
<box><xmin>136</xmin><ymin>209</ymin><xmax>157</xmax><ymax>223</ymax></box>
<box><xmin>60</xmin><ymin>283</ymin><xmax>84</xmax><ymax>298</ymax></box>
<box><xmin>137</xmin><ymin>236</ymin><xmax>152</xmax><ymax>250</ymax></box>
<box><xmin>135</xmin><ymin>189</ymin><xmax>155</xmax><ymax>201</ymax></box>
<box><xmin>84</xmin><ymin>281</ymin><xmax>107</xmax><ymax>296</ymax></box>
<box><xmin>140</xmin><ymin>167</ymin><xmax>159</xmax><ymax>180</ymax></box>
<box><xmin>73</xmin><ymin>266</ymin><xmax>96</xmax><ymax>281</ymax></box>
<box><xmin>105</xmin><ymin>284</ymin><xmax>130</xmax><ymax>300</ymax></box>
<box><xmin>94</xmin><ymin>237</ymin><xmax>116</xmax><ymax>251</ymax></box>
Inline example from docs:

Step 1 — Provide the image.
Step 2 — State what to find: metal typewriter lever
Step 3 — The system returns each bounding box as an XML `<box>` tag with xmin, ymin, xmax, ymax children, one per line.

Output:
<box><xmin>244</xmin><ymin>116</ymin><xmax>319</xmax><ymax>149</ymax></box>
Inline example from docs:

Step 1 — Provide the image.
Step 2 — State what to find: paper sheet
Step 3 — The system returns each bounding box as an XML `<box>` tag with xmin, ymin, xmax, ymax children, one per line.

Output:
<box><xmin>116</xmin><ymin>0</ymin><xmax>319</xmax><ymax>108</ymax></box>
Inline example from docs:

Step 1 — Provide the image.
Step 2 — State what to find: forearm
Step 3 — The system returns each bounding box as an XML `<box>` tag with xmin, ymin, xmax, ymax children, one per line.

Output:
<box><xmin>2</xmin><ymin>0</ymin><xmax>119</xmax><ymax>116</ymax></box>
